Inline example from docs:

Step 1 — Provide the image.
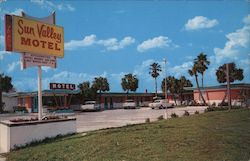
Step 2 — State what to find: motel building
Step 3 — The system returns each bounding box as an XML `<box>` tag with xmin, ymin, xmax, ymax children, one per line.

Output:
<box><xmin>2</xmin><ymin>83</ymin><xmax>249</xmax><ymax>113</ymax></box>
<box><xmin>191</xmin><ymin>83</ymin><xmax>250</xmax><ymax>106</ymax></box>
<box><xmin>16</xmin><ymin>91</ymin><xmax>156</xmax><ymax>112</ymax></box>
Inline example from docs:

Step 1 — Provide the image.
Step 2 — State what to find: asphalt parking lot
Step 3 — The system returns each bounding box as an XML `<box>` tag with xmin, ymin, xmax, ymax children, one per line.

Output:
<box><xmin>0</xmin><ymin>106</ymin><xmax>208</xmax><ymax>133</ymax></box>
<box><xmin>75</xmin><ymin>106</ymin><xmax>207</xmax><ymax>133</ymax></box>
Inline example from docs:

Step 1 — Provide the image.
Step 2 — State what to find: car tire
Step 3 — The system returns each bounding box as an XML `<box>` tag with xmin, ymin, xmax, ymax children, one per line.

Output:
<box><xmin>159</xmin><ymin>105</ymin><xmax>163</xmax><ymax>109</ymax></box>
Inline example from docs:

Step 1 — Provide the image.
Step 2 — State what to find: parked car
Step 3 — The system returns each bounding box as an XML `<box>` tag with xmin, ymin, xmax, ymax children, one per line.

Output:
<box><xmin>81</xmin><ymin>101</ymin><xmax>101</xmax><ymax>111</ymax></box>
<box><xmin>149</xmin><ymin>99</ymin><xmax>174</xmax><ymax>109</ymax></box>
<box><xmin>123</xmin><ymin>99</ymin><xmax>137</xmax><ymax>109</ymax></box>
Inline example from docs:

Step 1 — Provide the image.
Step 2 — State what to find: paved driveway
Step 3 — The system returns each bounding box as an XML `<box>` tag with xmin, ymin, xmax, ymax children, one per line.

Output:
<box><xmin>0</xmin><ymin>106</ymin><xmax>207</xmax><ymax>133</ymax></box>
<box><xmin>76</xmin><ymin>106</ymin><xmax>207</xmax><ymax>133</ymax></box>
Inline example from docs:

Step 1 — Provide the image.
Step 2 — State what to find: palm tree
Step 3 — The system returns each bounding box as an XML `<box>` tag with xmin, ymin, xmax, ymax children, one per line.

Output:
<box><xmin>92</xmin><ymin>77</ymin><xmax>110</xmax><ymax>106</ymax></box>
<box><xmin>216</xmin><ymin>62</ymin><xmax>244</xmax><ymax>84</ymax></box>
<box><xmin>188</xmin><ymin>62</ymin><xmax>206</xmax><ymax>104</ymax></box>
<box><xmin>78</xmin><ymin>81</ymin><xmax>90</xmax><ymax>94</ymax></box>
<box><xmin>121</xmin><ymin>73</ymin><xmax>139</xmax><ymax>94</ymax></box>
<box><xmin>166</xmin><ymin>76</ymin><xmax>178</xmax><ymax>105</ymax></box>
<box><xmin>161</xmin><ymin>76</ymin><xmax>193</xmax><ymax>105</ymax></box>
<box><xmin>149</xmin><ymin>62</ymin><xmax>162</xmax><ymax>96</ymax></box>
<box><xmin>92</xmin><ymin>77</ymin><xmax>110</xmax><ymax>94</ymax></box>
<box><xmin>216</xmin><ymin>62</ymin><xmax>244</xmax><ymax>104</ymax></box>
<box><xmin>78</xmin><ymin>81</ymin><xmax>97</xmax><ymax>102</ymax></box>
<box><xmin>194</xmin><ymin>53</ymin><xmax>210</xmax><ymax>88</ymax></box>
<box><xmin>177</xmin><ymin>76</ymin><xmax>193</xmax><ymax>104</ymax></box>
<box><xmin>78</xmin><ymin>81</ymin><xmax>90</xmax><ymax>103</ymax></box>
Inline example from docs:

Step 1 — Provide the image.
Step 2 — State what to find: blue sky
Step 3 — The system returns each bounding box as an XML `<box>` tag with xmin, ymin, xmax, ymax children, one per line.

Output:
<box><xmin>0</xmin><ymin>0</ymin><xmax>249</xmax><ymax>92</ymax></box>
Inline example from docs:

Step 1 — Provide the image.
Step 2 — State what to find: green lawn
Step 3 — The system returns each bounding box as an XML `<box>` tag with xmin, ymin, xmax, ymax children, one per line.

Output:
<box><xmin>5</xmin><ymin>109</ymin><xmax>250</xmax><ymax>161</ymax></box>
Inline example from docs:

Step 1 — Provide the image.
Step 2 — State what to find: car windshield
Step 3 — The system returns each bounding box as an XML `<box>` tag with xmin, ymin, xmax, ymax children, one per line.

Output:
<box><xmin>154</xmin><ymin>100</ymin><xmax>161</xmax><ymax>103</ymax></box>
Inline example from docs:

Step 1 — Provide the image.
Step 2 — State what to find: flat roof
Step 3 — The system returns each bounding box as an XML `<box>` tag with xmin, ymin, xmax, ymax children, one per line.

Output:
<box><xmin>185</xmin><ymin>83</ymin><xmax>250</xmax><ymax>91</ymax></box>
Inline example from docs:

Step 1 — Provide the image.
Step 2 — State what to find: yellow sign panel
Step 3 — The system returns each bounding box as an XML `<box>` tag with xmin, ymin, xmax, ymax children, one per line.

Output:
<box><xmin>12</xmin><ymin>15</ymin><xmax>64</xmax><ymax>58</ymax></box>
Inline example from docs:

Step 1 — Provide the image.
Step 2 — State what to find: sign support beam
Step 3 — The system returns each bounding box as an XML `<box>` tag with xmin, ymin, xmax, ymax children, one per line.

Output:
<box><xmin>38</xmin><ymin>65</ymin><xmax>43</xmax><ymax>120</ymax></box>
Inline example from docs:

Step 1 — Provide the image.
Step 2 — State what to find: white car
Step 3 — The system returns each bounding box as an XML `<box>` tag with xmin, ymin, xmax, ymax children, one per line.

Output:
<box><xmin>81</xmin><ymin>101</ymin><xmax>100</xmax><ymax>111</ymax></box>
<box><xmin>149</xmin><ymin>99</ymin><xmax>173</xmax><ymax>109</ymax></box>
<box><xmin>123</xmin><ymin>100</ymin><xmax>137</xmax><ymax>109</ymax></box>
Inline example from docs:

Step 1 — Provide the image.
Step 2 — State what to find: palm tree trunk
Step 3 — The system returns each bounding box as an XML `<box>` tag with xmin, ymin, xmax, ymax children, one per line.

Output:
<box><xmin>202</xmin><ymin>73</ymin><xmax>204</xmax><ymax>88</ymax></box>
<box><xmin>173</xmin><ymin>94</ymin><xmax>177</xmax><ymax>105</ymax></box>
<box><xmin>195</xmin><ymin>75</ymin><xmax>206</xmax><ymax>104</ymax></box>
<box><xmin>221</xmin><ymin>91</ymin><xmax>227</xmax><ymax>104</ymax></box>
<box><xmin>155</xmin><ymin>78</ymin><xmax>157</xmax><ymax>97</ymax></box>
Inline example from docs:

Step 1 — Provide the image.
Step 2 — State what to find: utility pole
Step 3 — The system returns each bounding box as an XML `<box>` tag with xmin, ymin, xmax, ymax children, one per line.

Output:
<box><xmin>163</xmin><ymin>58</ymin><xmax>168</xmax><ymax>119</ymax></box>
<box><xmin>226</xmin><ymin>63</ymin><xmax>231</xmax><ymax>109</ymax></box>
<box><xmin>163</xmin><ymin>58</ymin><xmax>167</xmax><ymax>102</ymax></box>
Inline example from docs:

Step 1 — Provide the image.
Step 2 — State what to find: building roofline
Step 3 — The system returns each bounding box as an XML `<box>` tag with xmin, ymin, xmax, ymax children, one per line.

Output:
<box><xmin>185</xmin><ymin>83</ymin><xmax>250</xmax><ymax>91</ymax></box>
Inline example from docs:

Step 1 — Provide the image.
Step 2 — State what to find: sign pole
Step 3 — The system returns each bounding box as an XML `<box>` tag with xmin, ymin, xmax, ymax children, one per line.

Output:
<box><xmin>38</xmin><ymin>65</ymin><xmax>43</xmax><ymax>120</ymax></box>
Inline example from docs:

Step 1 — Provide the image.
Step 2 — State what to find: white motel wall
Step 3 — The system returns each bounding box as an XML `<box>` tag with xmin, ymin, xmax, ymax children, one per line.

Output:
<box><xmin>0</xmin><ymin>118</ymin><xmax>76</xmax><ymax>153</ymax></box>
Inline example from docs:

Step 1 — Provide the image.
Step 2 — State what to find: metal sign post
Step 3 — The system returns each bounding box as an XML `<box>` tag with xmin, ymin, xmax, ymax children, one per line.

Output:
<box><xmin>38</xmin><ymin>66</ymin><xmax>43</xmax><ymax>120</ymax></box>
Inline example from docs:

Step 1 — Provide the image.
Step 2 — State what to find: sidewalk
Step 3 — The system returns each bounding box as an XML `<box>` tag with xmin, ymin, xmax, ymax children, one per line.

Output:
<box><xmin>0</xmin><ymin>112</ymin><xmax>37</xmax><ymax>117</ymax></box>
<box><xmin>0</xmin><ymin>154</ymin><xmax>6</xmax><ymax>161</ymax></box>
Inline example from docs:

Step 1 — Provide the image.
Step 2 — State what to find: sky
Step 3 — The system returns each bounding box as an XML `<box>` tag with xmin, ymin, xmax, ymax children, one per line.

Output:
<box><xmin>0</xmin><ymin>0</ymin><xmax>249</xmax><ymax>93</ymax></box>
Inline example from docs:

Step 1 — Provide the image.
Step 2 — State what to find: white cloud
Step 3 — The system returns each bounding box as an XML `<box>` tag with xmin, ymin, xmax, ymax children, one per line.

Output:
<box><xmin>65</xmin><ymin>4</ymin><xmax>75</xmax><ymax>12</ymax></box>
<box><xmin>0</xmin><ymin>8</ymin><xmax>24</xmax><ymax>20</ymax></box>
<box><xmin>97</xmin><ymin>36</ymin><xmax>135</xmax><ymax>51</ymax></box>
<box><xmin>30</xmin><ymin>0</ymin><xmax>75</xmax><ymax>12</ymax></box>
<box><xmin>133</xmin><ymin>59</ymin><xmax>154</xmax><ymax>77</ymax></box>
<box><xmin>133</xmin><ymin>59</ymin><xmax>168</xmax><ymax>83</ymax></box>
<box><xmin>65</xmin><ymin>35</ymin><xmax>135</xmax><ymax>51</ymax></box>
<box><xmin>10</xmin><ymin>8</ymin><xmax>24</xmax><ymax>16</ymax></box>
<box><xmin>137</xmin><ymin>36</ymin><xmax>173</xmax><ymax>52</ymax></box>
<box><xmin>48</xmin><ymin>71</ymin><xmax>95</xmax><ymax>84</ymax></box>
<box><xmin>41</xmin><ymin>66</ymin><xmax>55</xmax><ymax>73</ymax></box>
<box><xmin>7</xmin><ymin>61</ymin><xmax>20</xmax><ymax>73</ymax></box>
<box><xmin>110</xmin><ymin>72</ymin><xmax>127</xmax><ymax>82</ymax></box>
<box><xmin>0</xmin><ymin>51</ymin><xmax>11</xmax><ymax>60</ymax></box>
<box><xmin>168</xmin><ymin>61</ymin><xmax>193</xmax><ymax>78</ymax></box>
<box><xmin>65</xmin><ymin>35</ymin><xmax>96</xmax><ymax>50</ymax></box>
<box><xmin>213</xmin><ymin>15</ymin><xmax>250</xmax><ymax>63</ymax></box>
<box><xmin>0</xmin><ymin>35</ymin><xmax>11</xmax><ymax>60</ymax></box>
<box><xmin>185</xmin><ymin>16</ymin><xmax>218</xmax><ymax>31</ymax></box>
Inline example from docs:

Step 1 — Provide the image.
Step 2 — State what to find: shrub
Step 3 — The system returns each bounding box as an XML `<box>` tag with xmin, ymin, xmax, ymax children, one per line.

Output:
<box><xmin>171</xmin><ymin>113</ymin><xmax>178</xmax><ymax>118</ymax></box>
<box><xmin>157</xmin><ymin>115</ymin><xmax>164</xmax><ymax>120</ymax></box>
<box><xmin>183</xmin><ymin>110</ymin><xmax>190</xmax><ymax>116</ymax></box>
<box><xmin>205</xmin><ymin>106</ymin><xmax>241</xmax><ymax>112</ymax></box>
<box><xmin>145</xmin><ymin>118</ymin><xmax>150</xmax><ymax>123</ymax></box>
<box><xmin>14</xmin><ymin>106</ymin><xmax>28</xmax><ymax>113</ymax></box>
<box><xmin>195</xmin><ymin>111</ymin><xmax>199</xmax><ymax>114</ymax></box>
<box><xmin>211</xmin><ymin>102</ymin><xmax>216</xmax><ymax>106</ymax></box>
<box><xmin>218</xmin><ymin>102</ymin><xmax>228</xmax><ymax>106</ymax></box>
